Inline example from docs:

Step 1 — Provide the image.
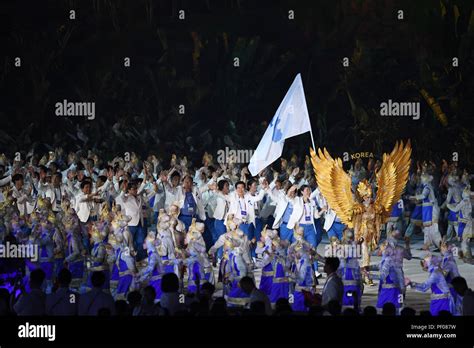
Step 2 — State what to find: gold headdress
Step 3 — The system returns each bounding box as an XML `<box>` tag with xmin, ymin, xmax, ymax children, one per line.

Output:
<box><xmin>39</xmin><ymin>155</ymin><xmax>48</xmax><ymax>166</ymax></box>
<box><xmin>47</xmin><ymin>212</ymin><xmax>56</xmax><ymax>224</ymax></box>
<box><xmin>130</xmin><ymin>152</ymin><xmax>138</xmax><ymax>166</ymax></box>
<box><xmin>356</xmin><ymin>180</ymin><xmax>372</xmax><ymax>199</ymax></box>
<box><xmin>189</xmin><ymin>218</ymin><xmax>197</xmax><ymax>232</ymax></box>
<box><xmin>330</xmin><ymin>236</ymin><xmax>340</xmax><ymax>246</ymax></box>
<box><xmin>202</xmin><ymin>152</ymin><xmax>213</xmax><ymax>166</ymax></box>
<box><xmin>174</xmin><ymin>219</ymin><xmax>185</xmax><ymax>233</ymax></box>
<box><xmin>379</xmin><ymin>240</ymin><xmax>390</xmax><ymax>254</ymax></box>
<box><xmin>48</xmin><ymin>151</ymin><xmax>56</xmax><ymax>162</ymax></box>
<box><xmin>100</xmin><ymin>203</ymin><xmax>110</xmax><ymax>220</ymax></box>
<box><xmin>439</xmin><ymin>235</ymin><xmax>456</xmax><ymax>254</ymax></box>
<box><xmin>462</xmin><ymin>186</ymin><xmax>471</xmax><ymax>199</ymax></box>
<box><xmin>194</xmin><ymin>222</ymin><xmax>205</xmax><ymax>234</ymax></box>
<box><xmin>169</xmin><ymin>203</ymin><xmax>180</xmax><ymax>218</ymax></box>
<box><xmin>60</xmin><ymin>198</ymin><xmax>70</xmax><ymax>212</ymax></box>
<box><xmin>170</xmin><ymin>154</ymin><xmax>177</xmax><ymax>167</ymax></box>
<box><xmin>293</xmin><ymin>224</ymin><xmax>304</xmax><ymax>240</ymax></box>
<box><xmin>111</xmin><ymin>201</ymin><xmax>120</xmax><ymax>214</ymax></box>
<box><xmin>108</xmin><ymin>233</ymin><xmax>117</xmax><ymax>247</ymax></box>
<box><xmin>186</xmin><ymin>218</ymin><xmax>200</xmax><ymax>242</ymax></box>
<box><xmin>36</xmin><ymin>197</ymin><xmax>46</xmax><ymax>209</ymax></box>
<box><xmin>293</xmin><ymin>243</ymin><xmax>303</xmax><ymax>253</ymax></box>
<box><xmin>145</xmin><ymin>231</ymin><xmax>156</xmax><ymax>244</ymax></box>
<box><xmin>272</xmin><ymin>238</ymin><xmax>282</xmax><ymax>250</ymax></box>
<box><xmin>90</xmin><ymin>224</ymin><xmax>103</xmax><ymax>242</ymax></box>
<box><xmin>0</xmin><ymin>188</ymin><xmax>14</xmax><ymax>211</ymax></box>
<box><xmin>225</xmin><ymin>214</ymin><xmax>239</xmax><ymax>232</ymax></box>
<box><xmin>342</xmin><ymin>228</ymin><xmax>354</xmax><ymax>242</ymax></box>
<box><xmin>157</xmin><ymin>208</ymin><xmax>166</xmax><ymax>220</ymax></box>
<box><xmin>422</xmin><ymin>253</ymin><xmax>440</xmax><ymax>268</ymax></box>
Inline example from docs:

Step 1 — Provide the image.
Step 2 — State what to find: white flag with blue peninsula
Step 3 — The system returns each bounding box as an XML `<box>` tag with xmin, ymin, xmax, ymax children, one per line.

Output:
<box><xmin>248</xmin><ymin>73</ymin><xmax>313</xmax><ymax>176</ymax></box>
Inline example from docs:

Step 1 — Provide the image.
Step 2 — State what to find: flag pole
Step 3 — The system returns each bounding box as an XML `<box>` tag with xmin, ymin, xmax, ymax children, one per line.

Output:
<box><xmin>300</xmin><ymin>74</ymin><xmax>317</xmax><ymax>151</ymax></box>
<box><xmin>309</xmin><ymin>127</ymin><xmax>316</xmax><ymax>151</ymax></box>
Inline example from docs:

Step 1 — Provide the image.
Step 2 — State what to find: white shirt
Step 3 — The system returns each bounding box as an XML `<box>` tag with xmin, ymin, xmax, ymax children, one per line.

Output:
<box><xmin>213</xmin><ymin>192</ymin><xmax>230</xmax><ymax>220</ymax></box>
<box><xmin>298</xmin><ymin>201</ymin><xmax>315</xmax><ymax>224</ymax></box>
<box><xmin>287</xmin><ymin>196</ymin><xmax>321</xmax><ymax>229</ymax></box>
<box><xmin>45</xmin><ymin>184</ymin><xmax>67</xmax><ymax>212</ymax></box>
<box><xmin>114</xmin><ymin>191</ymin><xmax>125</xmax><ymax>210</ymax></box>
<box><xmin>227</xmin><ymin>190</ymin><xmax>266</xmax><ymax>226</ymax></box>
<box><xmin>12</xmin><ymin>186</ymin><xmax>34</xmax><ymax>216</ymax></box>
<box><xmin>121</xmin><ymin>194</ymin><xmax>144</xmax><ymax>227</ymax></box>
<box><xmin>161</xmin><ymin>182</ymin><xmax>181</xmax><ymax>210</ymax></box>
<box><xmin>269</xmin><ymin>192</ymin><xmax>293</xmax><ymax>229</ymax></box>
<box><xmin>74</xmin><ymin>192</ymin><xmax>93</xmax><ymax>223</ymax></box>
<box><xmin>235</xmin><ymin>196</ymin><xmax>248</xmax><ymax>221</ymax></box>
<box><xmin>174</xmin><ymin>186</ymin><xmax>207</xmax><ymax>221</ymax></box>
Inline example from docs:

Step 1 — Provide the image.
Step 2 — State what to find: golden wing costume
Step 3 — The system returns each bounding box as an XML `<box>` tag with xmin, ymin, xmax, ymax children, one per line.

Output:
<box><xmin>310</xmin><ymin>140</ymin><xmax>411</xmax><ymax>283</ymax></box>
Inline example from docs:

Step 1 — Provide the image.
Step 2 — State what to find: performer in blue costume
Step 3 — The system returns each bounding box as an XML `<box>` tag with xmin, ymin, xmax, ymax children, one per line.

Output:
<box><xmin>440</xmin><ymin>239</ymin><xmax>461</xmax><ymax>315</ymax></box>
<box><xmin>404</xmin><ymin>173</ymin><xmax>423</xmax><ymax>240</ymax></box>
<box><xmin>376</xmin><ymin>242</ymin><xmax>402</xmax><ymax>312</ymax></box>
<box><xmin>290</xmin><ymin>242</ymin><xmax>316</xmax><ymax>312</ymax></box>
<box><xmin>52</xmin><ymin>213</ymin><xmax>66</xmax><ymax>281</ymax></box>
<box><xmin>85</xmin><ymin>225</ymin><xmax>110</xmax><ymax>291</ymax></box>
<box><xmin>64</xmin><ymin>217</ymin><xmax>85</xmax><ymax>291</ymax></box>
<box><xmin>409</xmin><ymin>255</ymin><xmax>454</xmax><ymax>315</ymax></box>
<box><xmin>225</xmin><ymin>237</ymin><xmax>251</xmax><ymax>308</ymax></box>
<box><xmin>254</xmin><ymin>227</ymin><xmax>278</xmax><ymax>296</ymax></box>
<box><xmin>137</xmin><ymin>232</ymin><xmax>163</xmax><ymax>299</ymax></box>
<box><xmin>185</xmin><ymin>246</ymin><xmax>206</xmax><ymax>294</ymax></box>
<box><xmin>409</xmin><ymin>173</ymin><xmax>441</xmax><ymax>250</ymax></box>
<box><xmin>336</xmin><ymin>230</ymin><xmax>363</xmax><ymax>310</ymax></box>
<box><xmin>106</xmin><ymin>232</ymin><xmax>121</xmax><ymax>297</ymax></box>
<box><xmin>115</xmin><ymin>246</ymin><xmax>137</xmax><ymax>300</ymax></box>
<box><xmin>447</xmin><ymin>188</ymin><xmax>473</xmax><ymax>263</ymax></box>
<box><xmin>185</xmin><ymin>220</ymin><xmax>214</xmax><ymax>285</ymax></box>
<box><xmin>269</xmin><ymin>238</ymin><xmax>290</xmax><ymax>305</ymax></box>
<box><xmin>441</xmin><ymin>174</ymin><xmax>462</xmax><ymax>242</ymax></box>
<box><xmin>386</xmin><ymin>199</ymin><xmax>404</xmax><ymax>235</ymax></box>
<box><xmin>156</xmin><ymin>212</ymin><xmax>181</xmax><ymax>277</ymax></box>
<box><xmin>36</xmin><ymin>217</ymin><xmax>55</xmax><ymax>293</ymax></box>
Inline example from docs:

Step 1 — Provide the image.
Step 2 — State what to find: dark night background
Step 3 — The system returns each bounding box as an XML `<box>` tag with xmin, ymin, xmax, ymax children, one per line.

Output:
<box><xmin>0</xmin><ymin>0</ymin><xmax>473</xmax><ymax>168</ymax></box>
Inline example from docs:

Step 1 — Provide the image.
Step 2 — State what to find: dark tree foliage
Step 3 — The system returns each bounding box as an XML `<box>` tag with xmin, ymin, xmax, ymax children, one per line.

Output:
<box><xmin>0</xmin><ymin>0</ymin><xmax>473</xmax><ymax>168</ymax></box>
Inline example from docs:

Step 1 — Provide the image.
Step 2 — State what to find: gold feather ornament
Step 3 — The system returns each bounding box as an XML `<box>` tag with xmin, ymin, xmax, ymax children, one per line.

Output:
<box><xmin>310</xmin><ymin>140</ymin><xmax>412</xmax><ymax>283</ymax></box>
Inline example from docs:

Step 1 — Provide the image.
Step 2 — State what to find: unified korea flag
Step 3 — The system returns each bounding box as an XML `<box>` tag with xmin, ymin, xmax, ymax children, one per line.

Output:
<box><xmin>248</xmin><ymin>73</ymin><xmax>312</xmax><ymax>176</ymax></box>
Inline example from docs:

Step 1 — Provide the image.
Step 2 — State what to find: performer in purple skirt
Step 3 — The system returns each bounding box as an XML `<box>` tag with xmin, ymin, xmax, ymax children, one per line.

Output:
<box><xmin>409</xmin><ymin>255</ymin><xmax>454</xmax><ymax>315</ymax></box>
